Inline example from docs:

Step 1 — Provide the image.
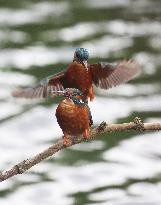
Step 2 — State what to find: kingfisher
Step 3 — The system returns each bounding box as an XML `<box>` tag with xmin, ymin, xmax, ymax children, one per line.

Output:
<box><xmin>12</xmin><ymin>48</ymin><xmax>139</xmax><ymax>102</ymax></box>
<box><xmin>53</xmin><ymin>88</ymin><xmax>93</xmax><ymax>145</ymax></box>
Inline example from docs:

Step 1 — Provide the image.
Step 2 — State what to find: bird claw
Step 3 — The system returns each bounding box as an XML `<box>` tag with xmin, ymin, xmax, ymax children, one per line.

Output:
<box><xmin>83</xmin><ymin>129</ymin><xmax>90</xmax><ymax>140</ymax></box>
<box><xmin>63</xmin><ymin>138</ymin><xmax>69</xmax><ymax>146</ymax></box>
<box><xmin>63</xmin><ymin>133</ymin><xmax>69</xmax><ymax>146</ymax></box>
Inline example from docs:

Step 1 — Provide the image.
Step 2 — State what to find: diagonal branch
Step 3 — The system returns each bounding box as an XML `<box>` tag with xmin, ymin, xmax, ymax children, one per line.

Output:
<box><xmin>0</xmin><ymin>117</ymin><xmax>161</xmax><ymax>182</ymax></box>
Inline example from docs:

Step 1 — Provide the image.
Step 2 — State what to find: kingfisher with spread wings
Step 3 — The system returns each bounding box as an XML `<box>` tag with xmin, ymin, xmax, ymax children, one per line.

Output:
<box><xmin>12</xmin><ymin>48</ymin><xmax>139</xmax><ymax>102</ymax></box>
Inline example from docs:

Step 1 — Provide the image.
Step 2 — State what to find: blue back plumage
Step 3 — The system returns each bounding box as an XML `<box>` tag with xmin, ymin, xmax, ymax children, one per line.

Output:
<box><xmin>75</xmin><ymin>48</ymin><xmax>89</xmax><ymax>62</ymax></box>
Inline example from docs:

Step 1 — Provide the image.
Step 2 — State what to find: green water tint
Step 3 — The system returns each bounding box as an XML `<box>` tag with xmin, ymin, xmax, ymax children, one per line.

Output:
<box><xmin>0</xmin><ymin>0</ymin><xmax>161</xmax><ymax>204</ymax></box>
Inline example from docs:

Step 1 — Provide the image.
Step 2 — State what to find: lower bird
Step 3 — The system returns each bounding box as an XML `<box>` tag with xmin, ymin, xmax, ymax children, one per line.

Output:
<box><xmin>53</xmin><ymin>88</ymin><xmax>93</xmax><ymax>145</ymax></box>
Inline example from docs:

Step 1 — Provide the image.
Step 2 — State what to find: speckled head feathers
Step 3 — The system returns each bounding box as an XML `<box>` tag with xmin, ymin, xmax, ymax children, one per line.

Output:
<box><xmin>75</xmin><ymin>48</ymin><xmax>89</xmax><ymax>62</ymax></box>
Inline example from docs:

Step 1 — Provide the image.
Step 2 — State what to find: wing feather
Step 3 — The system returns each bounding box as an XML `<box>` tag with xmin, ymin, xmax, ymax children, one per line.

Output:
<box><xmin>89</xmin><ymin>60</ymin><xmax>139</xmax><ymax>89</ymax></box>
<box><xmin>12</xmin><ymin>70</ymin><xmax>66</xmax><ymax>98</ymax></box>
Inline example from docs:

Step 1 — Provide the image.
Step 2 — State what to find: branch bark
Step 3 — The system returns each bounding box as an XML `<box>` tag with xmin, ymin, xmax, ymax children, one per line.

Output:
<box><xmin>0</xmin><ymin>117</ymin><xmax>161</xmax><ymax>182</ymax></box>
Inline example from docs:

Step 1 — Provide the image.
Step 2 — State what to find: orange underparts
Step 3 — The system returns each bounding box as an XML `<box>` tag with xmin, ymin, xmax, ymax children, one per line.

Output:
<box><xmin>56</xmin><ymin>99</ymin><xmax>91</xmax><ymax>146</ymax></box>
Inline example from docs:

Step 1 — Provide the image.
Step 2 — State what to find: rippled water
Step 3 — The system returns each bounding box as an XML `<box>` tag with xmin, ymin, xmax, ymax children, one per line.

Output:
<box><xmin>0</xmin><ymin>0</ymin><xmax>161</xmax><ymax>204</ymax></box>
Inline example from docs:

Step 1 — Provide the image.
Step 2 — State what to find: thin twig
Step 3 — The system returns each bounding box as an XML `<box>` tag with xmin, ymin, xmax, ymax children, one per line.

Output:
<box><xmin>0</xmin><ymin>117</ymin><xmax>161</xmax><ymax>182</ymax></box>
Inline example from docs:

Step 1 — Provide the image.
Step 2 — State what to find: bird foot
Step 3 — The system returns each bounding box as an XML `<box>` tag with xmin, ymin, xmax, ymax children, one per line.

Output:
<box><xmin>83</xmin><ymin>129</ymin><xmax>90</xmax><ymax>140</ymax></box>
<box><xmin>63</xmin><ymin>133</ymin><xmax>69</xmax><ymax>146</ymax></box>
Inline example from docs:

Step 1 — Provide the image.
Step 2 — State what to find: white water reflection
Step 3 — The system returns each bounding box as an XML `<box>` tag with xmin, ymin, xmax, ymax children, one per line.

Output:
<box><xmin>104</xmin><ymin>131</ymin><xmax>161</xmax><ymax>179</ymax></box>
<box><xmin>41</xmin><ymin>20</ymin><xmax>161</xmax><ymax>43</ymax></box>
<box><xmin>89</xmin><ymin>189</ymin><xmax>125</xmax><ymax>202</ymax></box>
<box><xmin>42</xmin><ymin>22</ymin><xmax>100</xmax><ymax>42</ymax></box>
<box><xmin>0</xmin><ymin>83</ymin><xmax>160</xmax><ymax>200</ymax></box>
<box><xmin>90</xmin><ymin>95</ymin><xmax>161</xmax><ymax>124</ymax></box>
<box><xmin>0</xmin><ymin>36</ymin><xmax>132</xmax><ymax>68</ymax></box>
<box><xmin>1</xmin><ymin>46</ymin><xmax>160</xmax><ymax>73</ymax></box>
<box><xmin>0</xmin><ymin>47</ymin><xmax>73</xmax><ymax>69</ymax></box>
<box><xmin>0</xmin><ymin>102</ymin><xmax>22</xmax><ymax>119</ymax></box>
<box><xmin>134</xmin><ymin>52</ymin><xmax>160</xmax><ymax>75</ymax></box>
<box><xmin>0</xmin><ymin>2</ymin><xmax>69</xmax><ymax>26</ymax></box>
<box><xmin>0</xmin><ymin>181</ymin><xmax>74</xmax><ymax>205</ymax></box>
<box><xmin>0</xmin><ymin>104</ymin><xmax>62</xmax><ymax>166</ymax></box>
<box><xmin>149</xmin><ymin>36</ymin><xmax>161</xmax><ymax>50</ymax></box>
<box><xmin>0</xmin><ymin>72</ymin><xmax>35</xmax><ymax>86</ymax></box>
<box><xmin>86</xmin><ymin>0</ymin><xmax>131</xmax><ymax>8</ymax></box>
<box><xmin>82</xmin><ymin>36</ymin><xmax>133</xmax><ymax>58</ymax></box>
<box><xmin>1</xmin><ymin>132</ymin><xmax>161</xmax><ymax>205</ymax></box>
<box><xmin>0</xmin><ymin>0</ymin><xmax>160</xmax><ymax>204</ymax></box>
<box><xmin>99</xmin><ymin>84</ymin><xmax>161</xmax><ymax>97</ymax></box>
<box><xmin>0</xmin><ymin>72</ymin><xmax>35</xmax><ymax>101</ymax></box>
<box><xmin>86</xmin><ymin>0</ymin><xmax>161</xmax><ymax>14</ymax></box>
<box><xmin>106</xmin><ymin>21</ymin><xmax>161</xmax><ymax>36</ymax></box>
<box><xmin>0</xmin><ymin>92</ymin><xmax>161</xmax><ymax>164</ymax></box>
<box><xmin>0</xmin><ymin>20</ymin><xmax>161</xmax><ymax>69</ymax></box>
<box><xmin>0</xmin><ymin>31</ymin><xmax>28</xmax><ymax>44</ymax></box>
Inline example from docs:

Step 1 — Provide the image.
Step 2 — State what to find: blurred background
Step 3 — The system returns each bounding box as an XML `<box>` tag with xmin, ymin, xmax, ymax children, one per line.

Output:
<box><xmin>0</xmin><ymin>0</ymin><xmax>161</xmax><ymax>204</ymax></box>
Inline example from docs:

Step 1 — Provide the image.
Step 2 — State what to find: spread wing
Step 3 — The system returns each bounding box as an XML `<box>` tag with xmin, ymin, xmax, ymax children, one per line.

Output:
<box><xmin>12</xmin><ymin>70</ymin><xmax>66</xmax><ymax>98</ymax></box>
<box><xmin>89</xmin><ymin>60</ymin><xmax>139</xmax><ymax>89</ymax></box>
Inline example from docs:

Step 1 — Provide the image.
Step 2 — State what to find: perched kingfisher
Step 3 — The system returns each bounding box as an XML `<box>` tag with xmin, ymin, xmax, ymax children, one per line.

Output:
<box><xmin>53</xmin><ymin>88</ymin><xmax>93</xmax><ymax>145</ymax></box>
<box><xmin>12</xmin><ymin>48</ymin><xmax>139</xmax><ymax>102</ymax></box>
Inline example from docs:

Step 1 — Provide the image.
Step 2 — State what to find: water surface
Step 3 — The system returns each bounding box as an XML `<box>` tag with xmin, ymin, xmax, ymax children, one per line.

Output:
<box><xmin>0</xmin><ymin>0</ymin><xmax>161</xmax><ymax>204</ymax></box>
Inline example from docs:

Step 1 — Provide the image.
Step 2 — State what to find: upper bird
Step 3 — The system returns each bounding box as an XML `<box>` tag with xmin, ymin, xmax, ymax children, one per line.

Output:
<box><xmin>12</xmin><ymin>48</ymin><xmax>139</xmax><ymax>102</ymax></box>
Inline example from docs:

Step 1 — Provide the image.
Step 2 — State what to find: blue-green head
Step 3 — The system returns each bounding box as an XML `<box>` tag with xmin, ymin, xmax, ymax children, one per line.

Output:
<box><xmin>71</xmin><ymin>88</ymin><xmax>83</xmax><ymax>97</ymax></box>
<box><xmin>74</xmin><ymin>48</ymin><xmax>89</xmax><ymax>63</ymax></box>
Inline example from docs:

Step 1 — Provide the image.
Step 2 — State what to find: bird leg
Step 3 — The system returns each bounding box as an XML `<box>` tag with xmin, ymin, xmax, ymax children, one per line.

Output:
<box><xmin>83</xmin><ymin>129</ymin><xmax>90</xmax><ymax>139</ymax></box>
<box><xmin>63</xmin><ymin>132</ymin><xmax>69</xmax><ymax>146</ymax></box>
<box><xmin>89</xmin><ymin>86</ymin><xmax>94</xmax><ymax>101</ymax></box>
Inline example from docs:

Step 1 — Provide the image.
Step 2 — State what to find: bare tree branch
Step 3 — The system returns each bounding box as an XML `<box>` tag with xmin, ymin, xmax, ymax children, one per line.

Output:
<box><xmin>0</xmin><ymin>117</ymin><xmax>161</xmax><ymax>182</ymax></box>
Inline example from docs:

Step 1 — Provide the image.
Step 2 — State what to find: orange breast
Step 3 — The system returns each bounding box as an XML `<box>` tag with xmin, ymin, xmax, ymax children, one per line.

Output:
<box><xmin>65</xmin><ymin>62</ymin><xmax>93</xmax><ymax>101</ymax></box>
<box><xmin>56</xmin><ymin>99</ymin><xmax>89</xmax><ymax>136</ymax></box>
